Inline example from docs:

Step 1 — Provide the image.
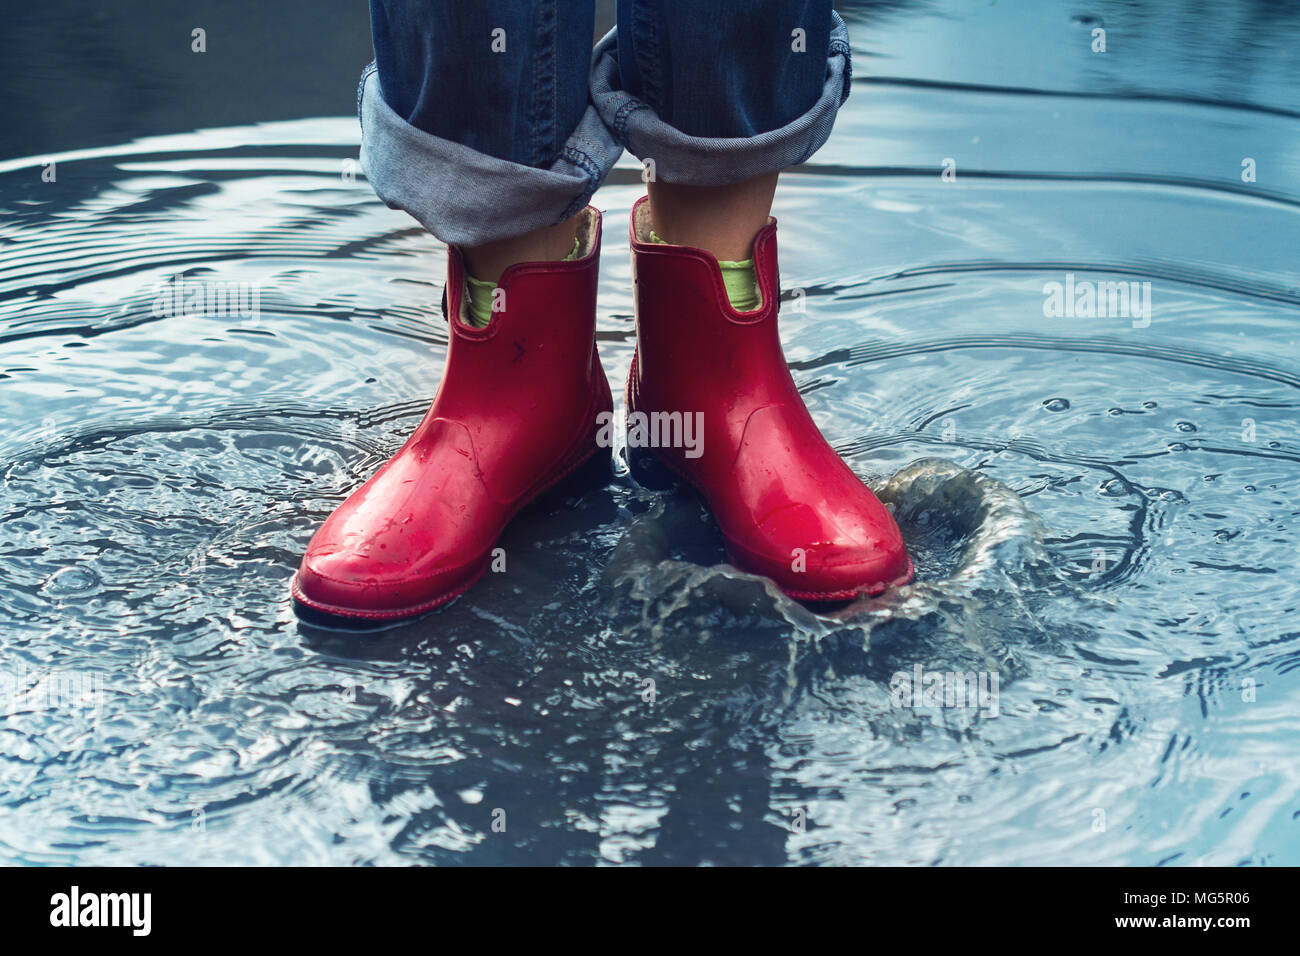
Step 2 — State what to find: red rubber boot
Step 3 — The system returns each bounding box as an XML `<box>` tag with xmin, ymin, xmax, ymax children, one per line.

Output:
<box><xmin>293</xmin><ymin>207</ymin><xmax>612</xmax><ymax>621</ymax></box>
<box><xmin>625</xmin><ymin>196</ymin><xmax>912</xmax><ymax>600</ymax></box>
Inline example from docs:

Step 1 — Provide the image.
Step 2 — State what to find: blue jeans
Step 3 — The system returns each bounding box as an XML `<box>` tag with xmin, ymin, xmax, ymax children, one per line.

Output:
<box><xmin>360</xmin><ymin>1</ymin><xmax>852</xmax><ymax>246</ymax></box>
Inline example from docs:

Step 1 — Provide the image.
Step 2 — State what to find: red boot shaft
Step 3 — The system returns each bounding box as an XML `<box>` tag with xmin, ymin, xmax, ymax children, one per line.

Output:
<box><xmin>626</xmin><ymin>196</ymin><xmax>911</xmax><ymax>599</ymax></box>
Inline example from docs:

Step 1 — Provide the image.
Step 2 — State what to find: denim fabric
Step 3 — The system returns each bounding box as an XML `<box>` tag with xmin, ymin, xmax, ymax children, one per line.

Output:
<box><xmin>368</xmin><ymin>0</ymin><xmax>596</xmax><ymax>169</ymax></box>
<box><xmin>591</xmin><ymin>10</ymin><xmax>851</xmax><ymax>187</ymax></box>
<box><xmin>360</xmin><ymin>1</ymin><xmax>852</xmax><ymax>246</ymax></box>
<box><xmin>607</xmin><ymin>0</ymin><xmax>840</xmax><ymax>139</ymax></box>
<box><xmin>359</xmin><ymin>62</ymin><xmax>623</xmax><ymax>247</ymax></box>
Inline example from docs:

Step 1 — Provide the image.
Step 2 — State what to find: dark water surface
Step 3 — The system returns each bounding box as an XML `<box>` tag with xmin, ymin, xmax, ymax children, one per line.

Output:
<box><xmin>2</xmin><ymin>0</ymin><xmax>1299</xmax><ymax>864</ymax></box>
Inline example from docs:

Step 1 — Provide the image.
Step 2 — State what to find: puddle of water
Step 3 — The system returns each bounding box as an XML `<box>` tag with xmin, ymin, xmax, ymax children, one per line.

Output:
<box><xmin>1</xmin><ymin>0</ymin><xmax>1298</xmax><ymax>865</ymax></box>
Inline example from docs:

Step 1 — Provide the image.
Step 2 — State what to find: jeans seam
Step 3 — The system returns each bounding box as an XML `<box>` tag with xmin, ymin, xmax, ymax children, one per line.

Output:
<box><xmin>548</xmin><ymin>3</ymin><xmax>558</xmax><ymax>161</ymax></box>
<box><xmin>613</xmin><ymin>99</ymin><xmax>647</xmax><ymax>144</ymax></box>
<box><xmin>558</xmin><ymin>145</ymin><xmax>601</xmax><ymax>219</ymax></box>
<box><xmin>529</xmin><ymin>3</ymin><xmax>558</xmax><ymax>167</ymax></box>
<box><xmin>830</xmin><ymin>18</ymin><xmax>852</xmax><ymax>104</ymax></box>
<box><xmin>561</xmin><ymin>145</ymin><xmax>600</xmax><ymax>182</ymax></box>
<box><xmin>630</xmin><ymin>0</ymin><xmax>664</xmax><ymax>118</ymax></box>
<box><xmin>357</xmin><ymin>61</ymin><xmax>377</xmax><ymax>133</ymax></box>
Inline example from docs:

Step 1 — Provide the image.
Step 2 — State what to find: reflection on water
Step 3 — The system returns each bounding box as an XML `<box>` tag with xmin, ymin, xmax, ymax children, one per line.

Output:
<box><xmin>1</xmin><ymin>0</ymin><xmax>1299</xmax><ymax>864</ymax></box>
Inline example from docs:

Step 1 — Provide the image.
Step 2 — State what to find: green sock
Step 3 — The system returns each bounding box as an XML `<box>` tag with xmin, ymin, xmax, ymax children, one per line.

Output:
<box><xmin>463</xmin><ymin>274</ymin><xmax>498</xmax><ymax>328</ymax></box>
<box><xmin>463</xmin><ymin>237</ymin><xmax>581</xmax><ymax>327</ymax></box>
<box><xmin>649</xmin><ymin>231</ymin><xmax>761</xmax><ymax>311</ymax></box>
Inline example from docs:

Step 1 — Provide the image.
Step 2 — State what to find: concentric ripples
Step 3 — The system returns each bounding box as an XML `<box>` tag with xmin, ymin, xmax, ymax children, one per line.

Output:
<box><xmin>2</xmin><ymin>62</ymin><xmax>1299</xmax><ymax>864</ymax></box>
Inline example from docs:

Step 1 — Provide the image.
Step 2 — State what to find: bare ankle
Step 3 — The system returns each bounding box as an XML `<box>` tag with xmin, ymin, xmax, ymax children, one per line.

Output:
<box><xmin>461</xmin><ymin>212</ymin><xmax>583</xmax><ymax>282</ymax></box>
<box><xmin>646</xmin><ymin>173</ymin><xmax>779</xmax><ymax>261</ymax></box>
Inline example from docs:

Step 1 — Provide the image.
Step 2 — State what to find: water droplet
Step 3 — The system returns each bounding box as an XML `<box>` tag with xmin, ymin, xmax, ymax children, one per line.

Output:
<box><xmin>1175</xmin><ymin>421</ymin><xmax>1197</xmax><ymax>433</ymax></box>
<box><xmin>1042</xmin><ymin>398</ymin><xmax>1070</xmax><ymax>412</ymax></box>
<box><xmin>1099</xmin><ymin>478</ymin><xmax>1129</xmax><ymax>497</ymax></box>
<box><xmin>1142</xmin><ymin>401</ymin><xmax>1158</xmax><ymax>409</ymax></box>
<box><xmin>1167</xmin><ymin>442</ymin><xmax>1189</xmax><ymax>452</ymax></box>
<box><xmin>42</xmin><ymin>565</ymin><xmax>101</xmax><ymax>596</ymax></box>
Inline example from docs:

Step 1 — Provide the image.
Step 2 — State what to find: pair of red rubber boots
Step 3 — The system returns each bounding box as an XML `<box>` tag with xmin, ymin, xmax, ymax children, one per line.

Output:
<box><xmin>292</xmin><ymin>198</ymin><xmax>912</xmax><ymax>621</ymax></box>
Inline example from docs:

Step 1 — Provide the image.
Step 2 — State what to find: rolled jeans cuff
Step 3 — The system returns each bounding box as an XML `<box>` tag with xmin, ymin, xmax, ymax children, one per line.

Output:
<box><xmin>357</xmin><ymin>61</ymin><xmax>624</xmax><ymax>248</ymax></box>
<box><xmin>589</xmin><ymin>11</ymin><xmax>853</xmax><ymax>187</ymax></box>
